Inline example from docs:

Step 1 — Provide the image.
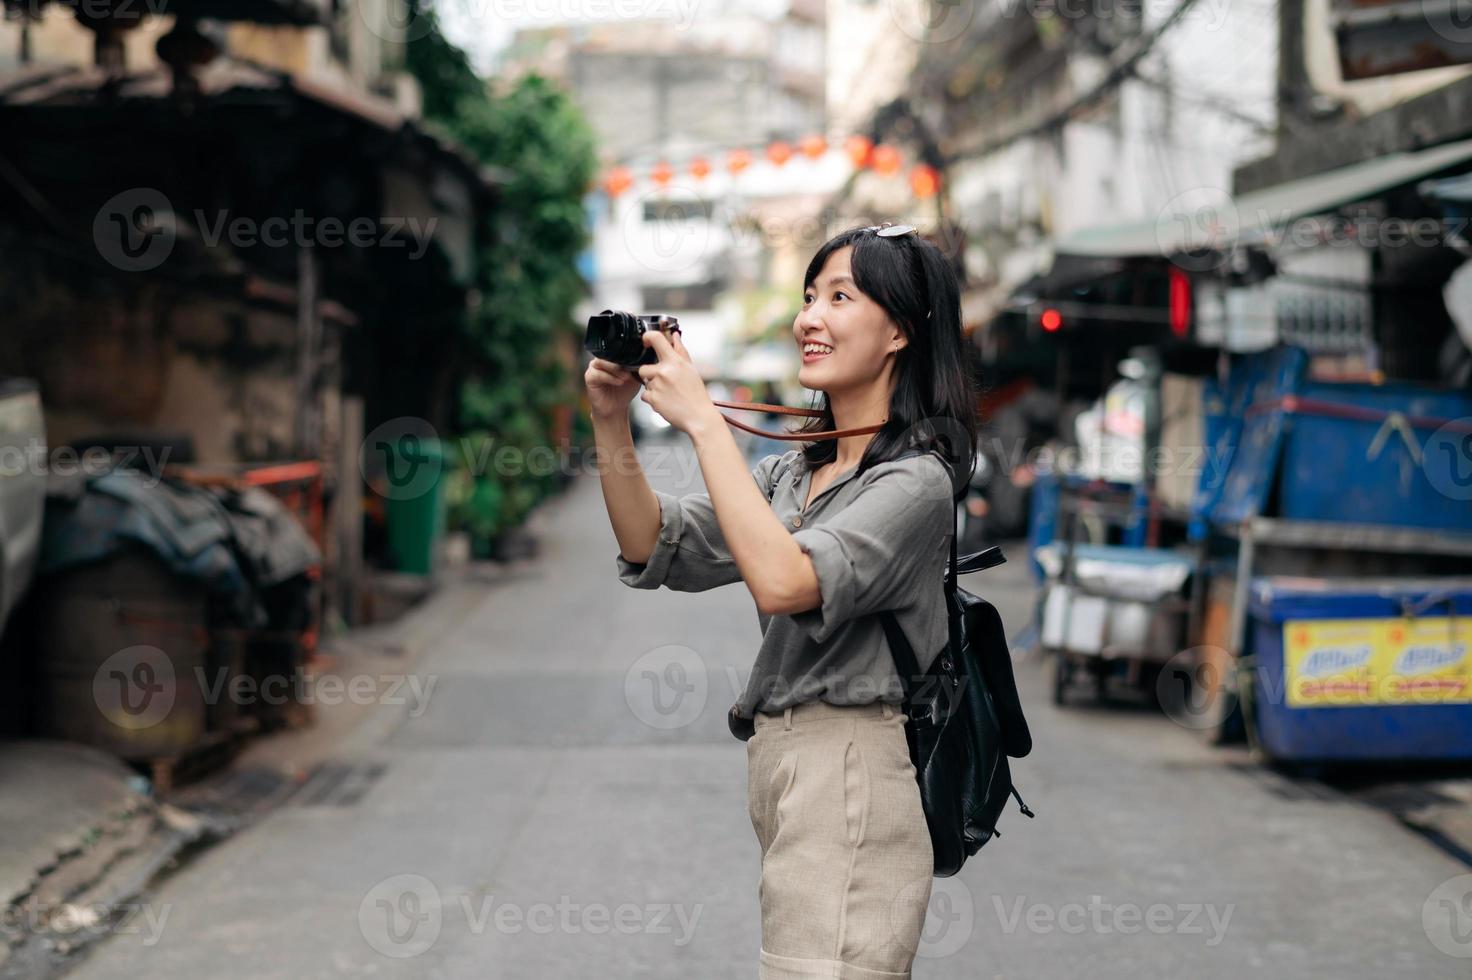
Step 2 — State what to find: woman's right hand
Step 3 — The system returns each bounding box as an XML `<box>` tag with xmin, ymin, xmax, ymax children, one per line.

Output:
<box><xmin>585</xmin><ymin>357</ymin><xmax>642</xmax><ymax>421</ymax></box>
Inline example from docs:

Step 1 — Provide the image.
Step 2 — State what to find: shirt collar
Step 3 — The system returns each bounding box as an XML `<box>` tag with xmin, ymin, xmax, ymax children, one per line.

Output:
<box><xmin>790</xmin><ymin>452</ymin><xmax>864</xmax><ymax>510</ymax></box>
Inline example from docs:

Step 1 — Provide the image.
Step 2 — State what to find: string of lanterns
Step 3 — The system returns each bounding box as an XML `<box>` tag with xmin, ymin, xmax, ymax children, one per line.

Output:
<box><xmin>599</xmin><ymin>134</ymin><xmax>943</xmax><ymax>199</ymax></box>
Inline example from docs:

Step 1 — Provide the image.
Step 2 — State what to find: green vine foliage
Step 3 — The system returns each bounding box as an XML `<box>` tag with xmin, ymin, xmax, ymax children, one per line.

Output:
<box><xmin>406</xmin><ymin>6</ymin><xmax>597</xmax><ymax>546</ymax></box>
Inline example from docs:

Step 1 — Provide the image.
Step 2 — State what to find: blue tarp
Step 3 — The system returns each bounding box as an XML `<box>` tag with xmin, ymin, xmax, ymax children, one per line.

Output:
<box><xmin>41</xmin><ymin>470</ymin><xmax>247</xmax><ymax>593</ymax></box>
<box><xmin>40</xmin><ymin>469</ymin><xmax>320</xmax><ymax>606</ymax></box>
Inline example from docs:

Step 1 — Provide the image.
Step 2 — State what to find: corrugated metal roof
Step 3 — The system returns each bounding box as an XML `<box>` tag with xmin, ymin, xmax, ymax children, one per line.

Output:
<box><xmin>0</xmin><ymin>62</ymin><xmax>504</xmax><ymax>194</ymax></box>
<box><xmin>1054</xmin><ymin>137</ymin><xmax>1472</xmax><ymax>259</ymax></box>
<box><xmin>1</xmin><ymin>0</ymin><xmax>324</xmax><ymax>25</ymax></box>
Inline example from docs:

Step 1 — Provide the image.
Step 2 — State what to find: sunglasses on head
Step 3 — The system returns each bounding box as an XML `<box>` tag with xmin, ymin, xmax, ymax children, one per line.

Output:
<box><xmin>864</xmin><ymin>222</ymin><xmax>917</xmax><ymax>238</ymax></box>
<box><xmin>859</xmin><ymin>222</ymin><xmax>933</xmax><ymax>318</ymax></box>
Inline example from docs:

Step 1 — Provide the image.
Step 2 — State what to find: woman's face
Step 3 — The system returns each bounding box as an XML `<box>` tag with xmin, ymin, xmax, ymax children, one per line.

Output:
<box><xmin>793</xmin><ymin>245</ymin><xmax>907</xmax><ymax>393</ymax></box>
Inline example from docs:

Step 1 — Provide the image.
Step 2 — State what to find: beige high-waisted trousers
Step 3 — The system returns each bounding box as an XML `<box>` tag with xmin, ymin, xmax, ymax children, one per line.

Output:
<box><xmin>747</xmin><ymin>699</ymin><xmax>934</xmax><ymax>979</ymax></box>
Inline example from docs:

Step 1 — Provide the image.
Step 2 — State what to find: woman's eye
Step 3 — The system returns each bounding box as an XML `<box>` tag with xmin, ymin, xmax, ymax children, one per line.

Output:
<box><xmin>802</xmin><ymin>294</ymin><xmax>813</xmax><ymax>304</ymax></box>
<box><xmin>834</xmin><ymin>291</ymin><xmax>849</xmax><ymax>301</ymax></box>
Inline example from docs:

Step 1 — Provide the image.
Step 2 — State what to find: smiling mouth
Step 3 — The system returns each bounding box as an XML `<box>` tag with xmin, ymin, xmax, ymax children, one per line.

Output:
<box><xmin>801</xmin><ymin>343</ymin><xmax>833</xmax><ymax>362</ymax></box>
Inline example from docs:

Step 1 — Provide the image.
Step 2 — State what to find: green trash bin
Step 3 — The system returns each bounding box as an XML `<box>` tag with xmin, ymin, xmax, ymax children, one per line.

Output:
<box><xmin>384</xmin><ymin>436</ymin><xmax>447</xmax><ymax>575</ymax></box>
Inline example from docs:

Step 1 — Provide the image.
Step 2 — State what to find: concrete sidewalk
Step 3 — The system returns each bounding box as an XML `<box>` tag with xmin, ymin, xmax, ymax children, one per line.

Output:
<box><xmin>0</xmin><ymin>741</ymin><xmax>151</xmax><ymax>912</ymax></box>
<box><xmin>0</xmin><ymin>560</ymin><xmax>503</xmax><ymax>978</ymax></box>
<box><xmin>0</xmin><ymin>741</ymin><xmax>206</xmax><ymax>976</ymax></box>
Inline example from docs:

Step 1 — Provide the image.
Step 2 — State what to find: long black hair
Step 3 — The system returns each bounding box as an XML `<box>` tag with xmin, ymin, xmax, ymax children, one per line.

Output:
<box><xmin>792</xmin><ymin>225</ymin><xmax>979</xmax><ymax>493</ymax></box>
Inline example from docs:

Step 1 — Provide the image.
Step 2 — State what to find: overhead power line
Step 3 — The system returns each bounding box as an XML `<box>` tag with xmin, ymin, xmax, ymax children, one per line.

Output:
<box><xmin>946</xmin><ymin>0</ymin><xmax>1210</xmax><ymax>165</ymax></box>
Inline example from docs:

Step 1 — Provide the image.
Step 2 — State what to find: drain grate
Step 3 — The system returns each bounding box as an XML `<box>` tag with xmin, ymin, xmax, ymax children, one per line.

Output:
<box><xmin>293</xmin><ymin>762</ymin><xmax>389</xmax><ymax>807</ymax></box>
<box><xmin>171</xmin><ymin>766</ymin><xmax>301</xmax><ymax>828</ymax></box>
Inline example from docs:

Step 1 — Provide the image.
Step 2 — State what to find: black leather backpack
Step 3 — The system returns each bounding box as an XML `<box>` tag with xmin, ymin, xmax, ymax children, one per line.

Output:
<box><xmin>757</xmin><ymin>447</ymin><xmax>1035</xmax><ymax>876</ymax></box>
<box><xmin>878</xmin><ymin>448</ymin><xmax>1035</xmax><ymax>877</ymax></box>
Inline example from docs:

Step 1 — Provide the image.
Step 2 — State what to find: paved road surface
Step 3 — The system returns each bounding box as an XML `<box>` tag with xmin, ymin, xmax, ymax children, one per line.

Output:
<box><xmin>66</xmin><ymin>440</ymin><xmax>1472</xmax><ymax>979</ymax></box>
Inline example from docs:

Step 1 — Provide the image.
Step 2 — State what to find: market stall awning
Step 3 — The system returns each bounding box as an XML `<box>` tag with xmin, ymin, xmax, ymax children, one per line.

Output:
<box><xmin>1054</xmin><ymin>137</ymin><xmax>1472</xmax><ymax>259</ymax></box>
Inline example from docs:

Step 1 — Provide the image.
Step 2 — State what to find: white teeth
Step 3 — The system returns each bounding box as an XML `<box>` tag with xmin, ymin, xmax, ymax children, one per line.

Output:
<box><xmin>803</xmin><ymin>344</ymin><xmax>833</xmax><ymax>354</ymax></box>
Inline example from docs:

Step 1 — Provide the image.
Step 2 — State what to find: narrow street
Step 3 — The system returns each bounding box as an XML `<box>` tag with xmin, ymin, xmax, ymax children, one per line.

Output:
<box><xmin>64</xmin><ymin>443</ymin><xmax>1472</xmax><ymax>979</ymax></box>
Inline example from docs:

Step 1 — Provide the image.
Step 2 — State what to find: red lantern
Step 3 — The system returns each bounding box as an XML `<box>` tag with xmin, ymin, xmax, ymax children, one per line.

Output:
<box><xmin>651</xmin><ymin>161</ymin><xmax>673</xmax><ymax>187</ymax></box>
<box><xmin>843</xmin><ymin>135</ymin><xmax>873</xmax><ymax>168</ymax></box>
<box><xmin>910</xmin><ymin>164</ymin><xmax>940</xmax><ymax>198</ymax></box>
<box><xmin>690</xmin><ymin>156</ymin><xmax>711</xmax><ymax>180</ymax></box>
<box><xmin>603</xmin><ymin>166</ymin><xmax>633</xmax><ymax>197</ymax></box>
<box><xmin>872</xmin><ymin>144</ymin><xmax>902</xmax><ymax>176</ymax></box>
<box><xmin>727</xmin><ymin>148</ymin><xmax>752</xmax><ymax>174</ymax></box>
<box><xmin>799</xmin><ymin>135</ymin><xmax>827</xmax><ymax>159</ymax></box>
<box><xmin>766</xmin><ymin>141</ymin><xmax>793</xmax><ymax>167</ymax></box>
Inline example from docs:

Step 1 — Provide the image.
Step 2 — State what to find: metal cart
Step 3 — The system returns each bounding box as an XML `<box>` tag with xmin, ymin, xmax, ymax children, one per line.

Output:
<box><xmin>1040</xmin><ymin>481</ymin><xmax>1196</xmax><ymax>705</ymax></box>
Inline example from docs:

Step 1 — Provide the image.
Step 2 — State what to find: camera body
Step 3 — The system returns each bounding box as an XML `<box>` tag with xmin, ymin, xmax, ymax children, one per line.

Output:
<box><xmin>585</xmin><ymin>310</ymin><xmax>680</xmax><ymax>368</ymax></box>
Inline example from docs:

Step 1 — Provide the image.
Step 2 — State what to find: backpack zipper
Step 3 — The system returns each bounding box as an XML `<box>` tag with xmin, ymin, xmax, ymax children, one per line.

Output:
<box><xmin>1010</xmin><ymin>786</ymin><xmax>1035</xmax><ymax>819</ymax></box>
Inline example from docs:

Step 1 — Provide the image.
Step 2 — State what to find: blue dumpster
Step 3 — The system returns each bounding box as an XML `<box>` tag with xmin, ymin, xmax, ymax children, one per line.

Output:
<box><xmin>1247</xmin><ymin>577</ymin><xmax>1472</xmax><ymax>762</ymax></box>
<box><xmin>1277</xmin><ymin>382</ymin><xmax>1472</xmax><ymax>532</ymax></box>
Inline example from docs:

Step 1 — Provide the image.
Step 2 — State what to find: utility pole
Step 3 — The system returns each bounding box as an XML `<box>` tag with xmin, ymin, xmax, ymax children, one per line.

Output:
<box><xmin>1277</xmin><ymin>0</ymin><xmax>1312</xmax><ymax>139</ymax></box>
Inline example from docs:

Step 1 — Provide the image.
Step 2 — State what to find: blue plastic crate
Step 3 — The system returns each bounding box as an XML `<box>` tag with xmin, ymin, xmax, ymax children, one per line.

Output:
<box><xmin>1247</xmin><ymin>577</ymin><xmax>1472</xmax><ymax>762</ymax></box>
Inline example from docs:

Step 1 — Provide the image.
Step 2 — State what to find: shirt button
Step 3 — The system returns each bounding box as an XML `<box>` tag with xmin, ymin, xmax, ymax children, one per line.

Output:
<box><xmin>792</xmin><ymin>516</ymin><xmax>803</xmax><ymax>527</ymax></box>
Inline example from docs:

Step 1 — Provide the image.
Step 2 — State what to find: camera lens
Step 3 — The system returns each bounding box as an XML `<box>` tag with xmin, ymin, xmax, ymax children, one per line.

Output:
<box><xmin>584</xmin><ymin>310</ymin><xmax>675</xmax><ymax>367</ymax></box>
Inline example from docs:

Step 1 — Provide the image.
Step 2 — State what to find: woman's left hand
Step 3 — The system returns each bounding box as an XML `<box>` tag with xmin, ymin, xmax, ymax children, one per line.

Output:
<box><xmin>637</xmin><ymin>329</ymin><xmax>721</xmax><ymax>436</ymax></box>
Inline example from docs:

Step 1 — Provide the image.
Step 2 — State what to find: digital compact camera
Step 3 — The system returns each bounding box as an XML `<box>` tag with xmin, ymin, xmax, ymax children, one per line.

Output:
<box><xmin>584</xmin><ymin>310</ymin><xmax>680</xmax><ymax>368</ymax></box>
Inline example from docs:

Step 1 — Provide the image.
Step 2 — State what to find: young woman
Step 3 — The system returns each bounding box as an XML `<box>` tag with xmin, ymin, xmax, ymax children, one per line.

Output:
<box><xmin>585</xmin><ymin>224</ymin><xmax>978</xmax><ymax>979</ymax></box>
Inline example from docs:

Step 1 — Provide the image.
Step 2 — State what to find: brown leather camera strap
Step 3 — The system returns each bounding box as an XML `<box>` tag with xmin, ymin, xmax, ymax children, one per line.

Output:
<box><xmin>710</xmin><ymin>400</ymin><xmax>886</xmax><ymax>441</ymax></box>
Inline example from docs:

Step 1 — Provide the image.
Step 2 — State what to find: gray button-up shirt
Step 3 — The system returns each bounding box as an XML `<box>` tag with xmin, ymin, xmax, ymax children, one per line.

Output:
<box><xmin>615</xmin><ymin>448</ymin><xmax>954</xmax><ymax>739</ymax></box>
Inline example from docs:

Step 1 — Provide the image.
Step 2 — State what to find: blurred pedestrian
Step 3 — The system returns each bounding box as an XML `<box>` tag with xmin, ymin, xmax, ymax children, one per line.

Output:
<box><xmin>744</xmin><ymin>380</ymin><xmax>792</xmax><ymax>464</ymax></box>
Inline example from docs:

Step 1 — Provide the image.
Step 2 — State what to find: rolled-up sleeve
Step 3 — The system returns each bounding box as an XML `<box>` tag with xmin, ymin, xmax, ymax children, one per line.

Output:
<box><xmin>788</xmin><ymin>455</ymin><xmax>953</xmax><ymax>643</ymax></box>
<box><xmin>616</xmin><ymin>452</ymin><xmax>786</xmax><ymax>592</ymax></box>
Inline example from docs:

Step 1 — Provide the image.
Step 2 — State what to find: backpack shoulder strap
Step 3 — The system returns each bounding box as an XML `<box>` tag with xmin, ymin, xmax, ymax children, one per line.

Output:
<box><xmin>878</xmin><ymin>610</ymin><xmax>922</xmax><ymax>699</ymax></box>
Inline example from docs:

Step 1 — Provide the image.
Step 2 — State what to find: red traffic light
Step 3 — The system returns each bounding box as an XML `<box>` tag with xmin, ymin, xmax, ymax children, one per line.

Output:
<box><xmin>1040</xmin><ymin>308</ymin><xmax>1063</xmax><ymax>332</ymax></box>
